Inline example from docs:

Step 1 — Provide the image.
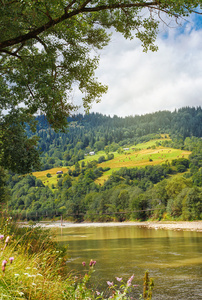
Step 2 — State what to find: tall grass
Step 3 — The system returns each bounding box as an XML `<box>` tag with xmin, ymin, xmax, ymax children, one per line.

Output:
<box><xmin>0</xmin><ymin>214</ymin><xmax>153</xmax><ymax>299</ymax></box>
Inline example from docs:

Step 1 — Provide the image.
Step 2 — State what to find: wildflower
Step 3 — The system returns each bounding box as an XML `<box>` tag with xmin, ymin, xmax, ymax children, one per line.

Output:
<box><xmin>127</xmin><ymin>274</ymin><xmax>134</xmax><ymax>287</ymax></box>
<box><xmin>0</xmin><ymin>235</ymin><xmax>4</xmax><ymax>240</ymax></box>
<box><xmin>96</xmin><ymin>290</ymin><xmax>100</xmax><ymax>295</ymax></box>
<box><xmin>9</xmin><ymin>257</ymin><xmax>14</xmax><ymax>264</ymax></box>
<box><xmin>2</xmin><ymin>260</ymin><xmax>7</xmax><ymax>272</ymax></box>
<box><xmin>107</xmin><ymin>281</ymin><xmax>113</xmax><ymax>287</ymax></box>
<box><xmin>82</xmin><ymin>261</ymin><xmax>86</xmax><ymax>267</ymax></box>
<box><xmin>5</xmin><ymin>236</ymin><xmax>10</xmax><ymax>244</ymax></box>
<box><xmin>116</xmin><ymin>277</ymin><xmax>122</xmax><ymax>282</ymax></box>
<box><xmin>2</xmin><ymin>236</ymin><xmax>10</xmax><ymax>250</ymax></box>
<box><xmin>89</xmin><ymin>259</ymin><xmax>96</xmax><ymax>266</ymax></box>
<box><xmin>2</xmin><ymin>260</ymin><xmax>7</xmax><ymax>266</ymax></box>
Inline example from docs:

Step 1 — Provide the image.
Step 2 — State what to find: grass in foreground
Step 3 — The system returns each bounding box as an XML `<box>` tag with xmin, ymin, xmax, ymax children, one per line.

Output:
<box><xmin>0</xmin><ymin>215</ymin><xmax>154</xmax><ymax>300</ymax></box>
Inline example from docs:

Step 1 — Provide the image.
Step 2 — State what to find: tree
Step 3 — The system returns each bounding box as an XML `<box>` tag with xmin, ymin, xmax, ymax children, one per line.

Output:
<box><xmin>1</xmin><ymin>1</ymin><xmax>201</xmax><ymax>129</ymax></box>
<box><xmin>1</xmin><ymin>1</ymin><xmax>201</xmax><ymax>174</ymax></box>
<box><xmin>0</xmin><ymin>112</ymin><xmax>40</xmax><ymax>174</ymax></box>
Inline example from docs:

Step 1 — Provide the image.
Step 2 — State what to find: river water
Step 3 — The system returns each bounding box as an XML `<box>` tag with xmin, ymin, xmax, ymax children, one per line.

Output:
<box><xmin>55</xmin><ymin>225</ymin><xmax>202</xmax><ymax>299</ymax></box>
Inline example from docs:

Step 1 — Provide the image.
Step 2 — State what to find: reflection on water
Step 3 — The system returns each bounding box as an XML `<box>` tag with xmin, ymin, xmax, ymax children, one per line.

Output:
<box><xmin>54</xmin><ymin>226</ymin><xmax>202</xmax><ymax>300</ymax></box>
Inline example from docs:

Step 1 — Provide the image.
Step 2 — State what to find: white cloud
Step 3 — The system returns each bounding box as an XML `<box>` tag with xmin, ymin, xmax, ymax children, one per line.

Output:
<box><xmin>90</xmin><ymin>18</ymin><xmax>202</xmax><ymax>117</ymax></box>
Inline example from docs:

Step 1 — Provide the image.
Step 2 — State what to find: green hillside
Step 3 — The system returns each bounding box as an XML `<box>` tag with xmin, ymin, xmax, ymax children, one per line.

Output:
<box><xmin>33</xmin><ymin>137</ymin><xmax>191</xmax><ymax>188</ymax></box>
<box><xmin>4</xmin><ymin>109</ymin><xmax>202</xmax><ymax>222</ymax></box>
<box><xmin>96</xmin><ymin>146</ymin><xmax>191</xmax><ymax>185</ymax></box>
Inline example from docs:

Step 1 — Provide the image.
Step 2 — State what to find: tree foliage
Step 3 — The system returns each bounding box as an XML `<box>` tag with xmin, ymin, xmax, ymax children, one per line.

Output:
<box><xmin>0</xmin><ymin>111</ymin><xmax>40</xmax><ymax>174</ymax></box>
<box><xmin>1</xmin><ymin>0</ymin><xmax>202</xmax><ymax>131</ymax></box>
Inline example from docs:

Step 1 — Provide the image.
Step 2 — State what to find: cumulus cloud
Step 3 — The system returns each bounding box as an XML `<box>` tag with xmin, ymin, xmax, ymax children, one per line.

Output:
<box><xmin>90</xmin><ymin>15</ymin><xmax>202</xmax><ymax>117</ymax></box>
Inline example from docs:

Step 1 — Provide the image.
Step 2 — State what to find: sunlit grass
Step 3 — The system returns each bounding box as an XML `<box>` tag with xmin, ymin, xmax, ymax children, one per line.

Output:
<box><xmin>0</xmin><ymin>216</ymin><xmax>69</xmax><ymax>300</ymax></box>
<box><xmin>0</xmin><ymin>216</ymin><xmax>151</xmax><ymax>300</ymax></box>
<box><xmin>32</xmin><ymin>137</ymin><xmax>191</xmax><ymax>187</ymax></box>
<box><xmin>95</xmin><ymin>147</ymin><xmax>191</xmax><ymax>184</ymax></box>
<box><xmin>32</xmin><ymin>167</ymin><xmax>69</xmax><ymax>189</ymax></box>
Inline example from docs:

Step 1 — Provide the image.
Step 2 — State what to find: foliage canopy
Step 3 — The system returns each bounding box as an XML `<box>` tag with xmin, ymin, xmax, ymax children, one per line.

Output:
<box><xmin>1</xmin><ymin>0</ymin><xmax>202</xmax><ymax>128</ymax></box>
<box><xmin>0</xmin><ymin>0</ymin><xmax>202</xmax><ymax>173</ymax></box>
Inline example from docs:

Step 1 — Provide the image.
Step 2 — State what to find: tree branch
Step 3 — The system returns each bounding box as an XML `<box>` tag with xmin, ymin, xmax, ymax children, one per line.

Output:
<box><xmin>64</xmin><ymin>0</ymin><xmax>80</xmax><ymax>13</ymax></box>
<box><xmin>0</xmin><ymin>1</ymin><xmax>159</xmax><ymax>50</ymax></box>
<box><xmin>13</xmin><ymin>43</ymin><xmax>25</xmax><ymax>54</ymax></box>
<box><xmin>27</xmin><ymin>84</ymin><xmax>35</xmax><ymax>99</ymax></box>
<box><xmin>0</xmin><ymin>49</ymin><xmax>22</xmax><ymax>59</ymax></box>
<box><xmin>35</xmin><ymin>36</ymin><xmax>49</xmax><ymax>52</ymax></box>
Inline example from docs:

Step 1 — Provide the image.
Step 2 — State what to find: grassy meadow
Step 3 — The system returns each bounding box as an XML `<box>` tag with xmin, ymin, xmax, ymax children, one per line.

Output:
<box><xmin>32</xmin><ymin>167</ymin><xmax>69</xmax><ymax>189</ymax></box>
<box><xmin>32</xmin><ymin>138</ymin><xmax>191</xmax><ymax>187</ymax></box>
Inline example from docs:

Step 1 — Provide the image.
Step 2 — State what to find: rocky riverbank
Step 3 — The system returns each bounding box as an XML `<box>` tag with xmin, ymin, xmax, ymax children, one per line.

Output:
<box><xmin>27</xmin><ymin>220</ymin><xmax>202</xmax><ymax>232</ymax></box>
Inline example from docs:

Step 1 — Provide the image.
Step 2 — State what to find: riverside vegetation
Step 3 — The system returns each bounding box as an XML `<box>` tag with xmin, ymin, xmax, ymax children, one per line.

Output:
<box><xmin>0</xmin><ymin>214</ymin><xmax>154</xmax><ymax>300</ymax></box>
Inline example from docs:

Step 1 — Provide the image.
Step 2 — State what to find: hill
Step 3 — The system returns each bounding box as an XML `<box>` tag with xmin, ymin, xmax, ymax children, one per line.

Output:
<box><xmin>27</xmin><ymin>106</ymin><xmax>202</xmax><ymax>172</ymax></box>
<box><xmin>4</xmin><ymin>107</ymin><xmax>202</xmax><ymax>222</ymax></box>
<box><xmin>32</xmin><ymin>137</ymin><xmax>191</xmax><ymax>188</ymax></box>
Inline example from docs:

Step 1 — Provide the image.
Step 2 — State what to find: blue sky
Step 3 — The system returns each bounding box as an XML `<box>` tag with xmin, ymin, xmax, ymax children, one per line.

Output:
<box><xmin>86</xmin><ymin>12</ymin><xmax>202</xmax><ymax>117</ymax></box>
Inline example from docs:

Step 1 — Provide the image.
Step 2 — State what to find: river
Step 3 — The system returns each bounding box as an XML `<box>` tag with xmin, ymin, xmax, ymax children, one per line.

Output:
<box><xmin>54</xmin><ymin>224</ymin><xmax>202</xmax><ymax>299</ymax></box>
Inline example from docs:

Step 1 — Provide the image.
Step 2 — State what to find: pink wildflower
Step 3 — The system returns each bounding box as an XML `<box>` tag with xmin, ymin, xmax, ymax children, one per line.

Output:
<box><xmin>127</xmin><ymin>274</ymin><xmax>135</xmax><ymax>287</ymax></box>
<box><xmin>96</xmin><ymin>290</ymin><xmax>100</xmax><ymax>295</ymax></box>
<box><xmin>2</xmin><ymin>260</ymin><xmax>7</xmax><ymax>267</ymax></box>
<box><xmin>82</xmin><ymin>261</ymin><xmax>86</xmax><ymax>267</ymax></box>
<box><xmin>2</xmin><ymin>260</ymin><xmax>7</xmax><ymax>272</ymax></box>
<box><xmin>89</xmin><ymin>259</ymin><xmax>96</xmax><ymax>266</ymax></box>
<box><xmin>107</xmin><ymin>281</ymin><xmax>113</xmax><ymax>287</ymax></box>
<box><xmin>9</xmin><ymin>257</ymin><xmax>14</xmax><ymax>264</ymax></box>
<box><xmin>116</xmin><ymin>277</ymin><xmax>122</xmax><ymax>282</ymax></box>
<box><xmin>0</xmin><ymin>235</ymin><xmax>4</xmax><ymax>240</ymax></box>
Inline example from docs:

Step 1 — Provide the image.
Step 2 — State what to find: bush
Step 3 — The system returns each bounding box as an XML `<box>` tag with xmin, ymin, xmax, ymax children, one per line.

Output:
<box><xmin>107</xmin><ymin>153</ymin><xmax>114</xmax><ymax>160</ymax></box>
<box><xmin>98</xmin><ymin>155</ymin><xmax>105</xmax><ymax>163</ymax></box>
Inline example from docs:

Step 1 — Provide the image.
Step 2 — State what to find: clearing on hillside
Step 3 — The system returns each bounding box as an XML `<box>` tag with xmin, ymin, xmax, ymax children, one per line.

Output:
<box><xmin>32</xmin><ymin>137</ymin><xmax>191</xmax><ymax>188</ymax></box>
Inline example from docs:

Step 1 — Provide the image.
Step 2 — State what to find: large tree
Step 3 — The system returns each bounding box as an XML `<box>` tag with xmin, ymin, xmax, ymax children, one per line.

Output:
<box><xmin>0</xmin><ymin>0</ymin><xmax>201</xmax><ymax>173</ymax></box>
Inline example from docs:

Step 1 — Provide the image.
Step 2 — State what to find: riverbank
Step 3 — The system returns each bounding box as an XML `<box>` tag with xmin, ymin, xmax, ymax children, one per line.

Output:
<box><xmin>23</xmin><ymin>220</ymin><xmax>202</xmax><ymax>232</ymax></box>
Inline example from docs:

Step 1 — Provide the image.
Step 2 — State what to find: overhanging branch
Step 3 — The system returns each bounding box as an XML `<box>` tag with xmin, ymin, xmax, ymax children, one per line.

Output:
<box><xmin>0</xmin><ymin>49</ymin><xmax>22</xmax><ymax>59</ymax></box>
<box><xmin>0</xmin><ymin>1</ymin><xmax>159</xmax><ymax>50</ymax></box>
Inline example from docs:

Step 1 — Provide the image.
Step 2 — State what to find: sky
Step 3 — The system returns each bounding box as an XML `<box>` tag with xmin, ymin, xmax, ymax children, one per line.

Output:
<box><xmin>86</xmin><ymin>13</ymin><xmax>202</xmax><ymax>117</ymax></box>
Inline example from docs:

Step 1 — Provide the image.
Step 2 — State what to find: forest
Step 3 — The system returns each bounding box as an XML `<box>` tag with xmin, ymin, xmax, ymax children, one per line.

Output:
<box><xmin>4</xmin><ymin>106</ymin><xmax>202</xmax><ymax>222</ymax></box>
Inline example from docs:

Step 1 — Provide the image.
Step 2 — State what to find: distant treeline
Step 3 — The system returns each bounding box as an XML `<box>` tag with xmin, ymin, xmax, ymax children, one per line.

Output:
<box><xmin>29</xmin><ymin>106</ymin><xmax>202</xmax><ymax>170</ymax></box>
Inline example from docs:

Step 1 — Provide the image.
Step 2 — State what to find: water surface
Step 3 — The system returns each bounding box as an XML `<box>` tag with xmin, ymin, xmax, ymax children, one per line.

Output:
<box><xmin>55</xmin><ymin>225</ymin><xmax>202</xmax><ymax>299</ymax></box>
